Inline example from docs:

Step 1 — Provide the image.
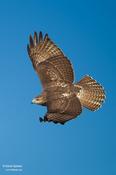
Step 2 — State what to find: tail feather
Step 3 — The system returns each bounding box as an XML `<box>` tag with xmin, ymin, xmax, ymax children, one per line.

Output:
<box><xmin>75</xmin><ymin>75</ymin><xmax>106</xmax><ymax>111</ymax></box>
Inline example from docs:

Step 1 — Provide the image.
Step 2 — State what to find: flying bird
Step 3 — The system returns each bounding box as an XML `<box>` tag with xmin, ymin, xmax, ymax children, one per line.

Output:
<box><xmin>27</xmin><ymin>32</ymin><xmax>105</xmax><ymax>124</ymax></box>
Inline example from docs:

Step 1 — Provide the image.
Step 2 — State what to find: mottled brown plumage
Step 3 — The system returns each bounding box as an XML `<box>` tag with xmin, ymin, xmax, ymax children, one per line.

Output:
<box><xmin>27</xmin><ymin>32</ymin><xmax>105</xmax><ymax>124</ymax></box>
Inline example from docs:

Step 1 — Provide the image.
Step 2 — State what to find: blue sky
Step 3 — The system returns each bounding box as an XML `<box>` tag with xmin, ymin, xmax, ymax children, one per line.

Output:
<box><xmin>0</xmin><ymin>0</ymin><xmax>115</xmax><ymax>174</ymax></box>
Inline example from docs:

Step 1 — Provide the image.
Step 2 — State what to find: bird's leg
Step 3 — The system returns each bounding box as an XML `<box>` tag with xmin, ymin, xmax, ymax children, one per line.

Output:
<box><xmin>39</xmin><ymin>114</ymin><xmax>48</xmax><ymax>123</ymax></box>
<box><xmin>39</xmin><ymin>117</ymin><xmax>44</xmax><ymax>122</ymax></box>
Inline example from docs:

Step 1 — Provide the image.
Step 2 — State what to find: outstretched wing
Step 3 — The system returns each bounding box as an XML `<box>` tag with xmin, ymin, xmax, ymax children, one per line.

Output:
<box><xmin>46</xmin><ymin>94</ymin><xmax>82</xmax><ymax>123</ymax></box>
<box><xmin>27</xmin><ymin>32</ymin><xmax>74</xmax><ymax>88</ymax></box>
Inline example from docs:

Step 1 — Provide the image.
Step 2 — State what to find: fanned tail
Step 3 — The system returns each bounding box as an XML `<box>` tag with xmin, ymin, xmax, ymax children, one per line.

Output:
<box><xmin>75</xmin><ymin>75</ymin><xmax>106</xmax><ymax>111</ymax></box>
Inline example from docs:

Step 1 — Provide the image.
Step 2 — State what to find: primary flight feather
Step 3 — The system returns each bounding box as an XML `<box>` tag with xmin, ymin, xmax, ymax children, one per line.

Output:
<box><xmin>27</xmin><ymin>32</ymin><xmax>105</xmax><ymax>124</ymax></box>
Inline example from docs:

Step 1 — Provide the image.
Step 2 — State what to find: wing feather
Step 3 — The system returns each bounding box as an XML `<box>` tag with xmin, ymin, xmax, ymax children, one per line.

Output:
<box><xmin>45</xmin><ymin>94</ymin><xmax>82</xmax><ymax>124</ymax></box>
<box><xmin>27</xmin><ymin>32</ymin><xmax>74</xmax><ymax>88</ymax></box>
<box><xmin>47</xmin><ymin>94</ymin><xmax>82</xmax><ymax>118</ymax></box>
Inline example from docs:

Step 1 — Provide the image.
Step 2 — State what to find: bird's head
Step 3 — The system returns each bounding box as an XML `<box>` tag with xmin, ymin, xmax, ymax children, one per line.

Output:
<box><xmin>31</xmin><ymin>95</ymin><xmax>46</xmax><ymax>106</ymax></box>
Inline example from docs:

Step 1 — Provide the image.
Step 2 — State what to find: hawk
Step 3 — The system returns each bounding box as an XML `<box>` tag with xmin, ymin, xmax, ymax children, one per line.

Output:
<box><xmin>27</xmin><ymin>32</ymin><xmax>105</xmax><ymax>125</ymax></box>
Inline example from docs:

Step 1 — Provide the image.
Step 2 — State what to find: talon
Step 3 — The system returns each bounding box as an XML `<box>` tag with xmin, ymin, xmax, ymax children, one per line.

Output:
<box><xmin>39</xmin><ymin>117</ymin><xmax>44</xmax><ymax>122</ymax></box>
<box><xmin>39</xmin><ymin>115</ymin><xmax>48</xmax><ymax>123</ymax></box>
<box><xmin>44</xmin><ymin>115</ymin><xmax>48</xmax><ymax>122</ymax></box>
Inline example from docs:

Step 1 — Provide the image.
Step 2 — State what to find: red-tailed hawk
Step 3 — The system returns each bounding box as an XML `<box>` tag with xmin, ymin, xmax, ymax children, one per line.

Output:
<box><xmin>27</xmin><ymin>32</ymin><xmax>105</xmax><ymax>124</ymax></box>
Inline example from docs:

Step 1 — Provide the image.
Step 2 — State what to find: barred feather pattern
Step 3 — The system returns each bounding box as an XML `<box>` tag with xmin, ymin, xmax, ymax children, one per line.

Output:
<box><xmin>27</xmin><ymin>32</ymin><xmax>74</xmax><ymax>85</ymax></box>
<box><xmin>27</xmin><ymin>32</ymin><xmax>64</xmax><ymax>68</ymax></box>
<box><xmin>75</xmin><ymin>75</ymin><xmax>106</xmax><ymax>111</ymax></box>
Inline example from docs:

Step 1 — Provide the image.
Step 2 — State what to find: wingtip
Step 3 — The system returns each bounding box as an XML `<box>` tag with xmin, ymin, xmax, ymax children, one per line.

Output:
<box><xmin>44</xmin><ymin>33</ymin><xmax>48</xmax><ymax>40</ymax></box>
<box><xmin>29</xmin><ymin>35</ymin><xmax>34</xmax><ymax>47</ymax></box>
<box><xmin>34</xmin><ymin>31</ymin><xmax>37</xmax><ymax>35</ymax></box>
<box><xmin>39</xmin><ymin>31</ymin><xmax>43</xmax><ymax>42</ymax></box>
<box><xmin>29</xmin><ymin>31</ymin><xmax>49</xmax><ymax>46</ymax></box>
<box><xmin>27</xmin><ymin>44</ymin><xmax>30</xmax><ymax>54</ymax></box>
<box><xmin>34</xmin><ymin>31</ymin><xmax>38</xmax><ymax>45</ymax></box>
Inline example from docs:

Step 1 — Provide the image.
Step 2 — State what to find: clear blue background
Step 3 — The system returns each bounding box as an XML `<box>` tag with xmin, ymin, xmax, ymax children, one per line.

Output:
<box><xmin>0</xmin><ymin>0</ymin><xmax>115</xmax><ymax>174</ymax></box>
